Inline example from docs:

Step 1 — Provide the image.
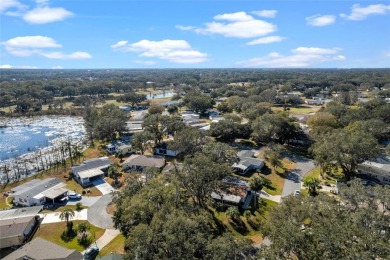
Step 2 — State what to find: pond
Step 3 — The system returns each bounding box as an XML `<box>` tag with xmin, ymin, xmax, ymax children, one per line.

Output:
<box><xmin>146</xmin><ymin>92</ymin><xmax>174</xmax><ymax>99</ymax></box>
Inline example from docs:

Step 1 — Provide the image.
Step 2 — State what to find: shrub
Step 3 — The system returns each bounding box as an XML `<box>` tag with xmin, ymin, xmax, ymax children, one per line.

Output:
<box><xmin>76</xmin><ymin>202</ymin><xmax>83</xmax><ymax>210</ymax></box>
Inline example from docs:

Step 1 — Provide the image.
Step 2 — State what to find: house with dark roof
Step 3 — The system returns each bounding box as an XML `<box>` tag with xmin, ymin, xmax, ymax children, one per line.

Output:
<box><xmin>153</xmin><ymin>142</ymin><xmax>180</xmax><ymax>157</ymax></box>
<box><xmin>11</xmin><ymin>178</ymin><xmax>68</xmax><ymax>207</ymax></box>
<box><xmin>123</xmin><ymin>154</ymin><xmax>165</xmax><ymax>171</ymax></box>
<box><xmin>3</xmin><ymin>237</ymin><xmax>83</xmax><ymax>259</ymax></box>
<box><xmin>0</xmin><ymin>206</ymin><xmax>42</xmax><ymax>249</ymax></box>
<box><xmin>232</xmin><ymin>150</ymin><xmax>264</xmax><ymax>175</ymax></box>
<box><xmin>71</xmin><ymin>157</ymin><xmax>113</xmax><ymax>186</ymax></box>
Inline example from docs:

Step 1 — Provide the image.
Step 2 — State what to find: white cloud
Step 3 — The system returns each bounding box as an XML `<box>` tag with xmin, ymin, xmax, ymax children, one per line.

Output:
<box><xmin>2</xmin><ymin>36</ymin><xmax>92</xmax><ymax>59</ymax></box>
<box><xmin>0</xmin><ymin>0</ymin><xmax>27</xmax><ymax>13</ymax></box>
<box><xmin>112</xmin><ymin>39</ymin><xmax>208</xmax><ymax>64</ymax></box>
<box><xmin>52</xmin><ymin>66</ymin><xmax>63</xmax><ymax>69</ymax></box>
<box><xmin>341</xmin><ymin>4</ymin><xmax>390</xmax><ymax>21</ymax></box>
<box><xmin>306</xmin><ymin>14</ymin><xmax>336</xmax><ymax>26</ymax></box>
<box><xmin>23</xmin><ymin>6</ymin><xmax>73</xmax><ymax>24</ymax></box>
<box><xmin>237</xmin><ymin>47</ymin><xmax>345</xmax><ymax>67</ymax></box>
<box><xmin>0</xmin><ymin>64</ymin><xmax>38</xmax><ymax>69</ymax></box>
<box><xmin>252</xmin><ymin>10</ymin><xmax>278</xmax><ymax>18</ymax></box>
<box><xmin>41</xmin><ymin>51</ymin><xmax>92</xmax><ymax>59</ymax></box>
<box><xmin>247</xmin><ymin>36</ymin><xmax>285</xmax><ymax>45</ymax></box>
<box><xmin>176</xmin><ymin>11</ymin><xmax>277</xmax><ymax>38</ymax></box>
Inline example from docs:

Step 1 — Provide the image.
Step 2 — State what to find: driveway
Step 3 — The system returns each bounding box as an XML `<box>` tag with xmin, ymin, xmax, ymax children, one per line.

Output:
<box><xmin>282</xmin><ymin>155</ymin><xmax>315</xmax><ymax>198</ymax></box>
<box><xmin>92</xmin><ymin>179</ymin><xmax>115</xmax><ymax>195</ymax></box>
<box><xmin>87</xmin><ymin>194</ymin><xmax>115</xmax><ymax>229</ymax></box>
<box><xmin>67</xmin><ymin>196</ymin><xmax>101</xmax><ymax>207</ymax></box>
<box><xmin>40</xmin><ymin>209</ymin><xmax>88</xmax><ymax>224</ymax></box>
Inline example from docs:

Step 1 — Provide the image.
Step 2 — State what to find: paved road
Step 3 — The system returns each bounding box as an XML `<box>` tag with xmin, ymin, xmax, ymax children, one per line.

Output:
<box><xmin>282</xmin><ymin>155</ymin><xmax>315</xmax><ymax>198</ymax></box>
<box><xmin>87</xmin><ymin>194</ymin><xmax>115</xmax><ymax>229</ymax></box>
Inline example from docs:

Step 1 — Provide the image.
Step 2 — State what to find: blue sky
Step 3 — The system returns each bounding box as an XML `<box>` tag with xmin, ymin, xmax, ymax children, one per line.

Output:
<box><xmin>1</xmin><ymin>0</ymin><xmax>389</xmax><ymax>69</ymax></box>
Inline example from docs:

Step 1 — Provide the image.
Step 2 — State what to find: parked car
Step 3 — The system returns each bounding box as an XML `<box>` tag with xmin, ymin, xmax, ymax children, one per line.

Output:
<box><xmin>68</xmin><ymin>192</ymin><xmax>82</xmax><ymax>200</ymax></box>
<box><xmin>293</xmin><ymin>190</ymin><xmax>301</xmax><ymax>196</ymax></box>
<box><xmin>84</xmin><ymin>245</ymin><xmax>99</xmax><ymax>260</ymax></box>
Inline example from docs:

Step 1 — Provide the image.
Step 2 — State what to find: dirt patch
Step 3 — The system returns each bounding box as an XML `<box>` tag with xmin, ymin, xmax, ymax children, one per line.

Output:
<box><xmin>106</xmin><ymin>202</ymin><xmax>116</xmax><ymax>215</ymax></box>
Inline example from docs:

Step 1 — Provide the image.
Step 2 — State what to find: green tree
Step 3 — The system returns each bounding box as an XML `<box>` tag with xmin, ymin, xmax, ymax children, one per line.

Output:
<box><xmin>131</xmin><ymin>131</ymin><xmax>152</xmax><ymax>154</ymax></box>
<box><xmin>183</xmin><ymin>89</ymin><xmax>213</xmax><ymax>114</ymax></box>
<box><xmin>77</xmin><ymin>223</ymin><xmax>90</xmax><ymax>233</ymax></box>
<box><xmin>303</xmin><ymin>177</ymin><xmax>321</xmax><ymax>196</ymax></box>
<box><xmin>216</xmin><ymin>102</ymin><xmax>232</xmax><ymax>113</ymax></box>
<box><xmin>148</xmin><ymin>102</ymin><xmax>165</xmax><ymax>115</ymax></box>
<box><xmin>170</xmin><ymin>127</ymin><xmax>207</xmax><ymax>157</ymax></box>
<box><xmin>225</xmin><ymin>207</ymin><xmax>240</xmax><ymax>221</ymax></box>
<box><xmin>117</xmin><ymin>92</ymin><xmax>146</xmax><ymax>108</ymax></box>
<box><xmin>312</xmin><ymin>130</ymin><xmax>379</xmax><ymax>180</ymax></box>
<box><xmin>264</xmin><ymin>144</ymin><xmax>285</xmax><ymax>171</ymax></box>
<box><xmin>259</xmin><ymin>183</ymin><xmax>390</xmax><ymax>259</ymax></box>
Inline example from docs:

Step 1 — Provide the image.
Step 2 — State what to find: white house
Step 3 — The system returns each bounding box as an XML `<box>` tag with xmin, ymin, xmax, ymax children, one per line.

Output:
<box><xmin>232</xmin><ymin>150</ymin><xmax>265</xmax><ymax>175</ymax></box>
<box><xmin>72</xmin><ymin>157</ymin><xmax>113</xmax><ymax>186</ymax></box>
<box><xmin>11</xmin><ymin>179</ymin><xmax>68</xmax><ymax>207</ymax></box>
<box><xmin>358</xmin><ymin>160</ymin><xmax>390</xmax><ymax>185</ymax></box>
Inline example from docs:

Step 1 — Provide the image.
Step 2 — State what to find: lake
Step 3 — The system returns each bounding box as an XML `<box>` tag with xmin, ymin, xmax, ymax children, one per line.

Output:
<box><xmin>0</xmin><ymin>116</ymin><xmax>85</xmax><ymax>161</ymax></box>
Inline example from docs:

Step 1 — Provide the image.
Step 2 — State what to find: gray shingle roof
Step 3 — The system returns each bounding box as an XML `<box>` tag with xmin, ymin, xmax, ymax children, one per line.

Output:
<box><xmin>0</xmin><ymin>206</ymin><xmax>43</xmax><ymax>220</ymax></box>
<box><xmin>3</xmin><ymin>237</ymin><xmax>83</xmax><ymax>260</ymax></box>
<box><xmin>11</xmin><ymin>178</ymin><xmax>64</xmax><ymax>198</ymax></box>
<box><xmin>0</xmin><ymin>215</ymin><xmax>36</xmax><ymax>238</ymax></box>
<box><xmin>124</xmin><ymin>155</ymin><xmax>165</xmax><ymax>168</ymax></box>
<box><xmin>72</xmin><ymin>157</ymin><xmax>112</xmax><ymax>173</ymax></box>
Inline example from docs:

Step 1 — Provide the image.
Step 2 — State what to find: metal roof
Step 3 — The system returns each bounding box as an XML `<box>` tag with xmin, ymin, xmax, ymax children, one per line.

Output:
<box><xmin>41</xmin><ymin>186</ymin><xmax>69</xmax><ymax>200</ymax></box>
<box><xmin>11</xmin><ymin>178</ymin><xmax>64</xmax><ymax>199</ymax></box>
<box><xmin>211</xmin><ymin>191</ymin><xmax>242</xmax><ymax>204</ymax></box>
<box><xmin>0</xmin><ymin>206</ymin><xmax>43</xmax><ymax>220</ymax></box>
<box><xmin>72</xmin><ymin>157</ymin><xmax>112</xmax><ymax>174</ymax></box>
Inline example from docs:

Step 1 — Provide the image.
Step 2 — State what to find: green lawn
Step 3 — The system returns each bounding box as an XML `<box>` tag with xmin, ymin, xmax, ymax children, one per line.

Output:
<box><xmin>100</xmin><ymin>234</ymin><xmax>125</xmax><ymax>256</ymax></box>
<box><xmin>304</xmin><ymin>167</ymin><xmax>321</xmax><ymax>181</ymax></box>
<box><xmin>34</xmin><ymin>221</ymin><xmax>105</xmax><ymax>251</ymax></box>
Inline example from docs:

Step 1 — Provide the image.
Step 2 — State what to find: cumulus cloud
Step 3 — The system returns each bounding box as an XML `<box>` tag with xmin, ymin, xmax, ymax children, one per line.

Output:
<box><xmin>112</xmin><ymin>39</ymin><xmax>208</xmax><ymax>64</ymax></box>
<box><xmin>23</xmin><ymin>6</ymin><xmax>73</xmax><ymax>24</ymax></box>
<box><xmin>1</xmin><ymin>36</ymin><xmax>92</xmax><ymax>59</ymax></box>
<box><xmin>252</xmin><ymin>10</ymin><xmax>278</xmax><ymax>18</ymax></box>
<box><xmin>0</xmin><ymin>0</ymin><xmax>27</xmax><ymax>15</ymax></box>
<box><xmin>306</xmin><ymin>14</ymin><xmax>336</xmax><ymax>26</ymax></box>
<box><xmin>341</xmin><ymin>4</ymin><xmax>390</xmax><ymax>21</ymax></box>
<box><xmin>1</xmin><ymin>0</ymin><xmax>73</xmax><ymax>24</ymax></box>
<box><xmin>176</xmin><ymin>11</ymin><xmax>277</xmax><ymax>38</ymax></box>
<box><xmin>237</xmin><ymin>47</ymin><xmax>345</xmax><ymax>67</ymax></box>
<box><xmin>247</xmin><ymin>36</ymin><xmax>285</xmax><ymax>45</ymax></box>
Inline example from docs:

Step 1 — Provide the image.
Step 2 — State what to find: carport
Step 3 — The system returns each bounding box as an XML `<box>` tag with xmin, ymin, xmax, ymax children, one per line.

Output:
<box><xmin>78</xmin><ymin>168</ymin><xmax>104</xmax><ymax>186</ymax></box>
<box><xmin>41</xmin><ymin>187</ymin><xmax>69</xmax><ymax>205</ymax></box>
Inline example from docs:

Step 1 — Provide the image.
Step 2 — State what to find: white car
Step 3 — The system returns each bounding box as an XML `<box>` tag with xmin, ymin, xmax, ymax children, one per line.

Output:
<box><xmin>68</xmin><ymin>192</ymin><xmax>82</xmax><ymax>199</ymax></box>
<box><xmin>293</xmin><ymin>190</ymin><xmax>301</xmax><ymax>196</ymax></box>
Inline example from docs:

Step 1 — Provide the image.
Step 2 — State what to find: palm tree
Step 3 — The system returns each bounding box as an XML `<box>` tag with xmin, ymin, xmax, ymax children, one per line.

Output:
<box><xmin>249</xmin><ymin>176</ymin><xmax>264</xmax><ymax>209</ymax></box>
<box><xmin>78</xmin><ymin>223</ymin><xmax>90</xmax><ymax>233</ymax></box>
<box><xmin>60</xmin><ymin>208</ymin><xmax>75</xmax><ymax>232</ymax></box>
<box><xmin>304</xmin><ymin>178</ymin><xmax>321</xmax><ymax>196</ymax></box>
<box><xmin>226</xmin><ymin>207</ymin><xmax>240</xmax><ymax>221</ymax></box>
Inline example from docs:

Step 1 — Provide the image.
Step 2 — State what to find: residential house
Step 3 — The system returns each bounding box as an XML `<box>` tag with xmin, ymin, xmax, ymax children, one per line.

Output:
<box><xmin>11</xmin><ymin>178</ymin><xmax>68</xmax><ymax>207</ymax></box>
<box><xmin>72</xmin><ymin>157</ymin><xmax>113</xmax><ymax>186</ymax></box>
<box><xmin>153</xmin><ymin>142</ymin><xmax>180</xmax><ymax>157</ymax></box>
<box><xmin>3</xmin><ymin>237</ymin><xmax>83</xmax><ymax>260</ymax></box>
<box><xmin>0</xmin><ymin>206</ymin><xmax>42</xmax><ymax>249</ymax></box>
<box><xmin>123</xmin><ymin>154</ymin><xmax>165</xmax><ymax>171</ymax></box>
<box><xmin>211</xmin><ymin>189</ymin><xmax>254</xmax><ymax>210</ymax></box>
<box><xmin>232</xmin><ymin>150</ymin><xmax>264</xmax><ymax>175</ymax></box>
<box><xmin>162</xmin><ymin>162</ymin><xmax>184</xmax><ymax>174</ymax></box>
<box><xmin>358</xmin><ymin>160</ymin><xmax>390</xmax><ymax>185</ymax></box>
<box><xmin>106</xmin><ymin>142</ymin><xmax>132</xmax><ymax>155</ymax></box>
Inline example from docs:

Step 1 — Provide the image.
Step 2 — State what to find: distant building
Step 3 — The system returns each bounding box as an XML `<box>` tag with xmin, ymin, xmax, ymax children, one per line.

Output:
<box><xmin>0</xmin><ymin>206</ymin><xmax>42</xmax><ymax>249</ymax></box>
<box><xmin>72</xmin><ymin>157</ymin><xmax>113</xmax><ymax>186</ymax></box>
<box><xmin>123</xmin><ymin>154</ymin><xmax>165</xmax><ymax>171</ymax></box>
<box><xmin>3</xmin><ymin>237</ymin><xmax>83</xmax><ymax>260</ymax></box>
<box><xmin>11</xmin><ymin>178</ymin><xmax>68</xmax><ymax>207</ymax></box>
<box><xmin>232</xmin><ymin>150</ymin><xmax>265</xmax><ymax>175</ymax></box>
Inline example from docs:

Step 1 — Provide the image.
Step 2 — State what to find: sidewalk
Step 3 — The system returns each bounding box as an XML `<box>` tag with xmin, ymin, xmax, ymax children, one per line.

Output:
<box><xmin>259</xmin><ymin>191</ymin><xmax>282</xmax><ymax>203</ymax></box>
<box><xmin>82</xmin><ymin>229</ymin><xmax>121</xmax><ymax>254</ymax></box>
<box><xmin>39</xmin><ymin>209</ymin><xmax>88</xmax><ymax>224</ymax></box>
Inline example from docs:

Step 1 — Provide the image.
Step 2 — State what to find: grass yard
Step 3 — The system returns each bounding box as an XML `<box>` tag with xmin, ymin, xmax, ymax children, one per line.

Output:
<box><xmin>100</xmin><ymin>234</ymin><xmax>125</xmax><ymax>256</ymax></box>
<box><xmin>34</xmin><ymin>220</ymin><xmax>105</xmax><ymax>251</ymax></box>
<box><xmin>304</xmin><ymin>167</ymin><xmax>321</xmax><ymax>181</ymax></box>
<box><xmin>0</xmin><ymin>196</ymin><xmax>12</xmax><ymax>210</ymax></box>
<box><xmin>272</xmin><ymin>105</ymin><xmax>321</xmax><ymax>115</ymax></box>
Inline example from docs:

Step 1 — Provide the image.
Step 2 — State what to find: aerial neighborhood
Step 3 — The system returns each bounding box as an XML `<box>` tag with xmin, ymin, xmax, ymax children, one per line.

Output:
<box><xmin>1</xmin><ymin>69</ymin><xmax>389</xmax><ymax>259</ymax></box>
